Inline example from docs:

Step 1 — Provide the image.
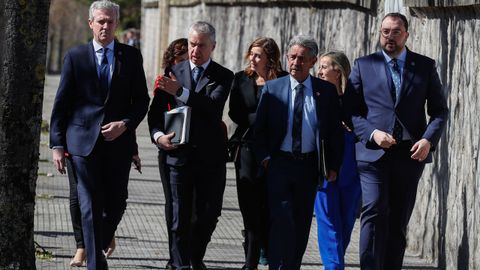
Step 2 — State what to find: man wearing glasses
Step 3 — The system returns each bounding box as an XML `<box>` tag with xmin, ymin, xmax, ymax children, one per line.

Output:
<box><xmin>254</xmin><ymin>35</ymin><xmax>344</xmax><ymax>269</ymax></box>
<box><xmin>346</xmin><ymin>13</ymin><xmax>449</xmax><ymax>270</ymax></box>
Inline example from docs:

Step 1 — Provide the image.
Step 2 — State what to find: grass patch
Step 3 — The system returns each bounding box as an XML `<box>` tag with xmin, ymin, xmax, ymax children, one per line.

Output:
<box><xmin>36</xmin><ymin>194</ymin><xmax>53</xmax><ymax>199</ymax></box>
<box><xmin>35</xmin><ymin>241</ymin><xmax>53</xmax><ymax>260</ymax></box>
<box><xmin>41</xmin><ymin>120</ymin><xmax>49</xmax><ymax>134</ymax></box>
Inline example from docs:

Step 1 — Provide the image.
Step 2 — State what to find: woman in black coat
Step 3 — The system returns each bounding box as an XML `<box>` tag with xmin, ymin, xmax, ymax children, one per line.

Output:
<box><xmin>228</xmin><ymin>37</ymin><xmax>287</xmax><ymax>270</ymax></box>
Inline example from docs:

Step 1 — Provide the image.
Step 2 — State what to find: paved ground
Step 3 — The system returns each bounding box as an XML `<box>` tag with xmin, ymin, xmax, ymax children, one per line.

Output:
<box><xmin>34</xmin><ymin>75</ymin><xmax>436</xmax><ymax>269</ymax></box>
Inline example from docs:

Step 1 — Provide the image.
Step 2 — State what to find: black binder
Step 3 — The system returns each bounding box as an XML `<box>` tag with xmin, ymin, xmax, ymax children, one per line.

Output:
<box><xmin>164</xmin><ymin>106</ymin><xmax>191</xmax><ymax>145</ymax></box>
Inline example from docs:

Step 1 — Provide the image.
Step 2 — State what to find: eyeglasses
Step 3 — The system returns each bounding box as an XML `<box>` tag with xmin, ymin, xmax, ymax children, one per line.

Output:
<box><xmin>380</xmin><ymin>28</ymin><xmax>404</xmax><ymax>37</ymax></box>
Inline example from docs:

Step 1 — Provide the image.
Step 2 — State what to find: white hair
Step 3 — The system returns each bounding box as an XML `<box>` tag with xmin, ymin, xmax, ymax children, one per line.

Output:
<box><xmin>288</xmin><ymin>35</ymin><xmax>318</xmax><ymax>57</ymax></box>
<box><xmin>89</xmin><ymin>0</ymin><xmax>120</xmax><ymax>21</ymax></box>
<box><xmin>188</xmin><ymin>21</ymin><xmax>216</xmax><ymax>42</ymax></box>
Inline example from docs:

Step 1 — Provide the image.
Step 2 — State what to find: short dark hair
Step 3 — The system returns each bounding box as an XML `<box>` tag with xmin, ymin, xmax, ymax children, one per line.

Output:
<box><xmin>383</xmin><ymin>12</ymin><xmax>409</xmax><ymax>31</ymax></box>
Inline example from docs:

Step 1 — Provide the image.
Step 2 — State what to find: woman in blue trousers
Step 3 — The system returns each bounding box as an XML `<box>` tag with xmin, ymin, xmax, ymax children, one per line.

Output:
<box><xmin>314</xmin><ymin>51</ymin><xmax>361</xmax><ymax>270</ymax></box>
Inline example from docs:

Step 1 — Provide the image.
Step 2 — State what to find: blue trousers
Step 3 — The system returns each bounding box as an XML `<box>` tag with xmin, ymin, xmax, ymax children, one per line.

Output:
<box><xmin>314</xmin><ymin>131</ymin><xmax>361</xmax><ymax>270</ymax></box>
<box><xmin>267</xmin><ymin>153</ymin><xmax>318</xmax><ymax>270</ymax></box>
<box><xmin>358</xmin><ymin>141</ymin><xmax>425</xmax><ymax>270</ymax></box>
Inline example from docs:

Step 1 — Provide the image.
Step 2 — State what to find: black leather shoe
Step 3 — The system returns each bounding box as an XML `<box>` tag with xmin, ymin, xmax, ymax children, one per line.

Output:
<box><xmin>191</xmin><ymin>261</ymin><xmax>207</xmax><ymax>270</ymax></box>
<box><xmin>165</xmin><ymin>262</ymin><xmax>176</xmax><ymax>270</ymax></box>
<box><xmin>100</xmin><ymin>256</ymin><xmax>109</xmax><ymax>270</ymax></box>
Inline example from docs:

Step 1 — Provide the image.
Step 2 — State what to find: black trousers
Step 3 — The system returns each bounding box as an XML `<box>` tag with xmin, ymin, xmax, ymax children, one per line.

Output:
<box><xmin>167</xmin><ymin>159</ymin><xmax>226</xmax><ymax>269</ymax></box>
<box><xmin>66</xmin><ymin>157</ymin><xmax>84</xmax><ymax>249</ymax></box>
<box><xmin>234</xmin><ymin>145</ymin><xmax>269</xmax><ymax>268</ymax></box>
<box><xmin>158</xmin><ymin>151</ymin><xmax>174</xmax><ymax>266</ymax></box>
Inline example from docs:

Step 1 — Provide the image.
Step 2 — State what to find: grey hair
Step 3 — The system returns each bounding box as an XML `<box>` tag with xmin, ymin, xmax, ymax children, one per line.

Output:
<box><xmin>89</xmin><ymin>0</ymin><xmax>120</xmax><ymax>21</ymax></box>
<box><xmin>188</xmin><ymin>21</ymin><xmax>216</xmax><ymax>43</ymax></box>
<box><xmin>287</xmin><ymin>35</ymin><xmax>318</xmax><ymax>58</ymax></box>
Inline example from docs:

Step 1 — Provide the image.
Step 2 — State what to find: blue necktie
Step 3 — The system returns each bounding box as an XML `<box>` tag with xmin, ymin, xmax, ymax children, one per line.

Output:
<box><xmin>390</xmin><ymin>59</ymin><xmax>403</xmax><ymax>141</ymax></box>
<box><xmin>100</xmin><ymin>48</ymin><xmax>109</xmax><ymax>94</ymax></box>
<box><xmin>292</xmin><ymin>83</ymin><xmax>304</xmax><ymax>154</ymax></box>
<box><xmin>192</xmin><ymin>66</ymin><xmax>204</xmax><ymax>89</ymax></box>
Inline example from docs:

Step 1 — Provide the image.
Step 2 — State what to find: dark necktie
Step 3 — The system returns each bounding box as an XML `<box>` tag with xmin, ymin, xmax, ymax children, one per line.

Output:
<box><xmin>390</xmin><ymin>59</ymin><xmax>403</xmax><ymax>141</ymax></box>
<box><xmin>292</xmin><ymin>83</ymin><xmax>304</xmax><ymax>154</ymax></box>
<box><xmin>192</xmin><ymin>66</ymin><xmax>204</xmax><ymax>89</ymax></box>
<box><xmin>100</xmin><ymin>48</ymin><xmax>109</xmax><ymax>94</ymax></box>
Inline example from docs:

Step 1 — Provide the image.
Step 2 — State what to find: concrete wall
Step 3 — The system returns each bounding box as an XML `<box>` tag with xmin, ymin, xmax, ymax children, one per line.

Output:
<box><xmin>141</xmin><ymin>1</ymin><xmax>480</xmax><ymax>268</ymax></box>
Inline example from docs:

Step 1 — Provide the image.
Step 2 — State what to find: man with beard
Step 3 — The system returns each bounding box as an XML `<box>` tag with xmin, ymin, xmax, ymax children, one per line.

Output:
<box><xmin>254</xmin><ymin>35</ymin><xmax>344</xmax><ymax>269</ymax></box>
<box><xmin>346</xmin><ymin>13</ymin><xmax>448</xmax><ymax>270</ymax></box>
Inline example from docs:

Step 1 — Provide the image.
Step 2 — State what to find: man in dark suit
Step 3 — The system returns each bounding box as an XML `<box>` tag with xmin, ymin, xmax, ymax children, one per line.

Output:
<box><xmin>147</xmin><ymin>21</ymin><xmax>234</xmax><ymax>270</ymax></box>
<box><xmin>346</xmin><ymin>13</ymin><xmax>449</xmax><ymax>270</ymax></box>
<box><xmin>49</xmin><ymin>1</ymin><xmax>149</xmax><ymax>269</ymax></box>
<box><xmin>254</xmin><ymin>35</ymin><xmax>344</xmax><ymax>270</ymax></box>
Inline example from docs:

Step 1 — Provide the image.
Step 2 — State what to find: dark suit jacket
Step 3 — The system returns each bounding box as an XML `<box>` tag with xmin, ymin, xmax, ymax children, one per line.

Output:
<box><xmin>346</xmin><ymin>49</ymin><xmax>449</xmax><ymax>163</ymax></box>
<box><xmin>50</xmin><ymin>41</ymin><xmax>150</xmax><ymax>157</ymax></box>
<box><xmin>148</xmin><ymin>60</ymin><xmax>234</xmax><ymax>166</ymax></box>
<box><xmin>254</xmin><ymin>75</ymin><xmax>344</xmax><ymax>176</ymax></box>
<box><xmin>229</xmin><ymin>70</ymin><xmax>289</xmax><ymax>144</ymax></box>
<box><xmin>228</xmin><ymin>70</ymin><xmax>288</xmax><ymax>178</ymax></box>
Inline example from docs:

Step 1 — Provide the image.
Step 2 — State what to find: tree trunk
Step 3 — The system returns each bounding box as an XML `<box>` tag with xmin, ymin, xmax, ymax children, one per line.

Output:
<box><xmin>0</xmin><ymin>0</ymin><xmax>50</xmax><ymax>268</ymax></box>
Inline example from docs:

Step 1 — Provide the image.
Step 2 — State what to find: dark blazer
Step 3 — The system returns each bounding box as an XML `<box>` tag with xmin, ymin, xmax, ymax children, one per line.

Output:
<box><xmin>148</xmin><ymin>59</ymin><xmax>234</xmax><ymax>166</ymax></box>
<box><xmin>346</xmin><ymin>49</ymin><xmax>449</xmax><ymax>163</ymax></box>
<box><xmin>229</xmin><ymin>70</ymin><xmax>289</xmax><ymax>144</ymax></box>
<box><xmin>228</xmin><ymin>70</ymin><xmax>288</xmax><ymax>179</ymax></box>
<box><xmin>254</xmin><ymin>75</ymin><xmax>344</xmax><ymax>176</ymax></box>
<box><xmin>49</xmin><ymin>41</ymin><xmax>150</xmax><ymax>156</ymax></box>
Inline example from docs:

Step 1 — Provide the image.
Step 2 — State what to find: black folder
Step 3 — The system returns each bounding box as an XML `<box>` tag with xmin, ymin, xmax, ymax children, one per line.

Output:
<box><xmin>164</xmin><ymin>106</ymin><xmax>191</xmax><ymax>145</ymax></box>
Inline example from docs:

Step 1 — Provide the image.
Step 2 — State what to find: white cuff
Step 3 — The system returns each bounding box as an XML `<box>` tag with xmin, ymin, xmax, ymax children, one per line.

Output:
<box><xmin>176</xmin><ymin>87</ymin><xmax>190</xmax><ymax>103</ymax></box>
<box><xmin>153</xmin><ymin>131</ymin><xmax>166</xmax><ymax>144</ymax></box>
<box><xmin>369</xmin><ymin>129</ymin><xmax>379</xmax><ymax>141</ymax></box>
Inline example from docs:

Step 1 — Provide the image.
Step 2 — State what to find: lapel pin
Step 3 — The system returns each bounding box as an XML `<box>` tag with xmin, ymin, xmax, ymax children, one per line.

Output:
<box><xmin>411</xmin><ymin>61</ymin><xmax>415</xmax><ymax>66</ymax></box>
<box><xmin>316</xmin><ymin>92</ymin><xmax>320</xmax><ymax>96</ymax></box>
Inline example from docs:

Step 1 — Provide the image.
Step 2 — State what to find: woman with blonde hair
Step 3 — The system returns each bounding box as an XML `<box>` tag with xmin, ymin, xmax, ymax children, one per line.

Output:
<box><xmin>314</xmin><ymin>51</ymin><xmax>361</xmax><ymax>270</ymax></box>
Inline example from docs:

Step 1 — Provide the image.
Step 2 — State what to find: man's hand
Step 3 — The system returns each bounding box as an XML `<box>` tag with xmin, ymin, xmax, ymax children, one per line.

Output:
<box><xmin>410</xmin><ymin>138</ymin><xmax>431</xmax><ymax>162</ymax></box>
<box><xmin>326</xmin><ymin>170</ymin><xmax>337</xmax><ymax>182</ymax></box>
<box><xmin>373</xmin><ymin>130</ymin><xmax>397</xmax><ymax>148</ymax></box>
<box><xmin>157</xmin><ymin>73</ymin><xmax>182</xmax><ymax>96</ymax></box>
<box><xmin>132</xmin><ymin>155</ymin><xmax>142</xmax><ymax>173</ymax></box>
<box><xmin>156</xmin><ymin>132</ymin><xmax>178</xmax><ymax>151</ymax></box>
<box><xmin>261</xmin><ymin>158</ymin><xmax>269</xmax><ymax>169</ymax></box>
<box><xmin>101</xmin><ymin>121</ymin><xmax>127</xmax><ymax>141</ymax></box>
<box><xmin>52</xmin><ymin>148</ymin><xmax>66</xmax><ymax>174</ymax></box>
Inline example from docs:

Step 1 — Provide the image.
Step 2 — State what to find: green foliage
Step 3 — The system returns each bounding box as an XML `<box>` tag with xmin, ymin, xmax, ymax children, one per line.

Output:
<box><xmin>41</xmin><ymin>119</ymin><xmax>49</xmax><ymax>133</ymax></box>
<box><xmin>73</xmin><ymin>0</ymin><xmax>141</xmax><ymax>29</ymax></box>
<box><xmin>35</xmin><ymin>242</ymin><xmax>53</xmax><ymax>260</ymax></box>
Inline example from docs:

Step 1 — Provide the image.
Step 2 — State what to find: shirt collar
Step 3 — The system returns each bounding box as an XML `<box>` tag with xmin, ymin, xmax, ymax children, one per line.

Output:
<box><xmin>189</xmin><ymin>59</ymin><xmax>211</xmax><ymax>71</ymax></box>
<box><xmin>290</xmin><ymin>75</ymin><xmax>313</xmax><ymax>91</ymax></box>
<box><xmin>382</xmin><ymin>47</ymin><xmax>407</xmax><ymax>65</ymax></box>
<box><xmin>93</xmin><ymin>39</ymin><xmax>115</xmax><ymax>53</ymax></box>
